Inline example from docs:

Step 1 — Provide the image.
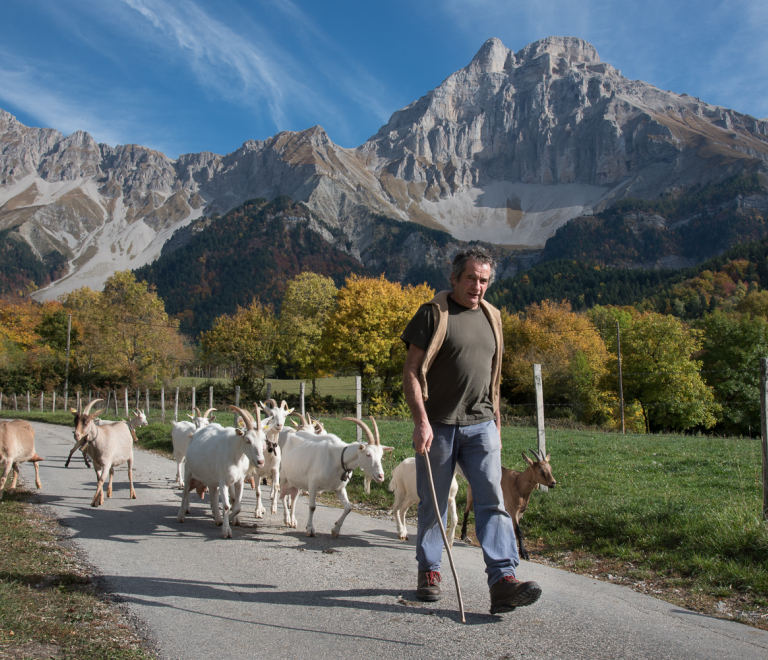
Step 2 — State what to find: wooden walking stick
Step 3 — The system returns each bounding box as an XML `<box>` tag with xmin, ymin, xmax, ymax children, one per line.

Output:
<box><xmin>423</xmin><ymin>448</ymin><xmax>466</xmax><ymax>623</ymax></box>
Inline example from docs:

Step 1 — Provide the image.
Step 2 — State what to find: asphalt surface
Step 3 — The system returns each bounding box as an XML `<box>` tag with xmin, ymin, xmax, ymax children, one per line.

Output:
<box><xmin>13</xmin><ymin>422</ymin><xmax>768</xmax><ymax>660</ymax></box>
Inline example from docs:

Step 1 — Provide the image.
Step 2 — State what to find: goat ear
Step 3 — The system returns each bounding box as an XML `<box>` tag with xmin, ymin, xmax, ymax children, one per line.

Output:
<box><xmin>358</xmin><ymin>444</ymin><xmax>366</xmax><ymax>452</ymax></box>
<box><xmin>382</xmin><ymin>445</ymin><xmax>394</xmax><ymax>453</ymax></box>
<box><xmin>70</xmin><ymin>408</ymin><xmax>78</xmax><ymax>414</ymax></box>
<box><xmin>236</xmin><ymin>428</ymin><xmax>245</xmax><ymax>436</ymax></box>
<box><xmin>545</xmin><ymin>453</ymin><xmax>551</xmax><ymax>462</ymax></box>
<box><xmin>522</xmin><ymin>451</ymin><xmax>534</xmax><ymax>466</ymax></box>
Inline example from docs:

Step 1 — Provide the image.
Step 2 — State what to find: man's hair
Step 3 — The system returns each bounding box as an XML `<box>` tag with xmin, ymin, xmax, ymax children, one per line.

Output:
<box><xmin>451</xmin><ymin>247</ymin><xmax>497</xmax><ymax>286</ymax></box>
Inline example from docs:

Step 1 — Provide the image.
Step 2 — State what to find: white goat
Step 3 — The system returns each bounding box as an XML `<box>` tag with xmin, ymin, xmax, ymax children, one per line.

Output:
<box><xmin>68</xmin><ymin>399</ymin><xmax>137</xmax><ymax>507</ymax></box>
<box><xmin>244</xmin><ymin>399</ymin><xmax>294</xmax><ymax>517</ymax></box>
<box><xmin>279</xmin><ymin>416</ymin><xmax>393</xmax><ymax>537</ymax></box>
<box><xmin>0</xmin><ymin>420</ymin><xmax>43</xmax><ymax>499</ymax></box>
<box><xmin>171</xmin><ymin>407</ymin><xmax>216</xmax><ymax>487</ymax></box>
<box><xmin>388</xmin><ymin>457</ymin><xmax>464</xmax><ymax>546</ymax></box>
<box><xmin>177</xmin><ymin>406</ymin><xmax>267</xmax><ymax>539</ymax></box>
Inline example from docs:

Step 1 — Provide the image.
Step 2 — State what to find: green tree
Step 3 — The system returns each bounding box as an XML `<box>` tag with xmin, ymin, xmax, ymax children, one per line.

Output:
<box><xmin>699</xmin><ymin>310</ymin><xmax>768</xmax><ymax>435</ymax></box>
<box><xmin>278</xmin><ymin>272</ymin><xmax>338</xmax><ymax>395</ymax></box>
<box><xmin>201</xmin><ymin>300</ymin><xmax>279</xmax><ymax>400</ymax></box>
<box><xmin>620</xmin><ymin>312</ymin><xmax>718</xmax><ymax>432</ymax></box>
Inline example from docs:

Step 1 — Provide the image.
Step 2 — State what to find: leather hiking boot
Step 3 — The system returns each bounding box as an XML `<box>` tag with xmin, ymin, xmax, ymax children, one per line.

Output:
<box><xmin>489</xmin><ymin>574</ymin><xmax>542</xmax><ymax>614</ymax></box>
<box><xmin>416</xmin><ymin>570</ymin><xmax>442</xmax><ymax>602</ymax></box>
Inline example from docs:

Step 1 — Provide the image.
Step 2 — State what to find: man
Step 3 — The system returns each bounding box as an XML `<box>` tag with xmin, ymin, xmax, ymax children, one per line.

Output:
<box><xmin>401</xmin><ymin>247</ymin><xmax>541</xmax><ymax>614</ymax></box>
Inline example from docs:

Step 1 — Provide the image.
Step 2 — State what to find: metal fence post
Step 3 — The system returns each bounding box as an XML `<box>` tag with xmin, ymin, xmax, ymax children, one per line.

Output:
<box><xmin>534</xmin><ymin>364</ymin><xmax>548</xmax><ymax>493</ymax></box>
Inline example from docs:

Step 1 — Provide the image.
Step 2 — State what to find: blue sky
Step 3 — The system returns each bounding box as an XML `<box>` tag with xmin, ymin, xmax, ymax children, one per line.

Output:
<box><xmin>1</xmin><ymin>0</ymin><xmax>766</xmax><ymax>159</ymax></box>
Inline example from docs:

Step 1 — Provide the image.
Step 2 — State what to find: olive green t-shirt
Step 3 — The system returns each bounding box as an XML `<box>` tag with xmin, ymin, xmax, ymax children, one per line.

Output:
<box><xmin>401</xmin><ymin>296</ymin><xmax>497</xmax><ymax>425</ymax></box>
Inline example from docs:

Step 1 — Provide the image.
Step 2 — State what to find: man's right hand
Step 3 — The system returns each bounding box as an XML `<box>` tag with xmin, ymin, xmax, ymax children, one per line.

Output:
<box><xmin>413</xmin><ymin>421</ymin><xmax>434</xmax><ymax>455</ymax></box>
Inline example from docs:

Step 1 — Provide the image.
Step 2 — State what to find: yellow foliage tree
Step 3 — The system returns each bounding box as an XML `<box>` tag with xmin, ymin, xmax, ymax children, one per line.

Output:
<box><xmin>502</xmin><ymin>300</ymin><xmax>612</xmax><ymax>424</ymax></box>
<box><xmin>61</xmin><ymin>271</ymin><xmax>191</xmax><ymax>387</ymax></box>
<box><xmin>321</xmin><ymin>275</ymin><xmax>434</xmax><ymax>398</ymax></box>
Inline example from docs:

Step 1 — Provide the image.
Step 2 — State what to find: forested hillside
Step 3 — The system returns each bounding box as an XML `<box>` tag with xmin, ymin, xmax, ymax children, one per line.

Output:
<box><xmin>489</xmin><ymin>237</ymin><xmax>768</xmax><ymax>318</ymax></box>
<box><xmin>0</xmin><ymin>229</ymin><xmax>67</xmax><ymax>299</ymax></box>
<box><xmin>543</xmin><ymin>174</ymin><xmax>767</xmax><ymax>266</ymax></box>
<box><xmin>134</xmin><ymin>196</ymin><xmax>369</xmax><ymax>334</ymax></box>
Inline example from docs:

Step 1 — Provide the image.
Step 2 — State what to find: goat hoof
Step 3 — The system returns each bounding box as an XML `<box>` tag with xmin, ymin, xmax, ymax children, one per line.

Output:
<box><xmin>399</xmin><ymin>534</ymin><xmax>408</xmax><ymax>541</ymax></box>
<box><xmin>306</xmin><ymin>530</ymin><xmax>316</xmax><ymax>537</ymax></box>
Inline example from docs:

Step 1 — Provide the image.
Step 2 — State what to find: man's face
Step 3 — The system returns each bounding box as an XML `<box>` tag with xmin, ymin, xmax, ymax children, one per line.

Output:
<box><xmin>451</xmin><ymin>259</ymin><xmax>491</xmax><ymax>309</ymax></box>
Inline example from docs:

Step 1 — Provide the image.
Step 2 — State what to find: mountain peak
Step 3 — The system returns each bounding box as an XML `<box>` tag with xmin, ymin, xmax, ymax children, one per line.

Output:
<box><xmin>515</xmin><ymin>36</ymin><xmax>600</xmax><ymax>65</ymax></box>
<box><xmin>469</xmin><ymin>38</ymin><xmax>511</xmax><ymax>74</ymax></box>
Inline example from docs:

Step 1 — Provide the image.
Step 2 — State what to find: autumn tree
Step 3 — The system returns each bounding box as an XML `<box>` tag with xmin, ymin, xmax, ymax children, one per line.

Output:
<box><xmin>619</xmin><ymin>312</ymin><xmax>718</xmax><ymax>432</ymax></box>
<box><xmin>502</xmin><ymin>300</ymin><xmax>611</xmax><ymax>424</ymax></box>
<box><xmin>321</xmin><ymin>275</ymin><xmax>433</xmax><ymax>397</ymax></box>
<box><xmin>201</xmin><ymin>300</ymin><xmax>279</xmax><ymax>400</ymax></box>
<box><xmin>61</xmin><ymin>271</ymin><xmax>190</xmax><ymax>387</ymax></box>
<box><xmin>278</xmin><ymin>272</ymin><xmax>338</xmax><ymax>395</ymax></box>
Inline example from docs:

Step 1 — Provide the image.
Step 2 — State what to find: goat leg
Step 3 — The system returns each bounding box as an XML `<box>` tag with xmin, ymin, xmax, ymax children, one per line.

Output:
<box><xmin>9</xmin><ymin>463</ymin><xmax>20</xmax><ymax>489</ymax></box>
<box><xmin>515</xmin><ymin>522</ymin><xmax>530</xmax><ymax>561</ymax></box>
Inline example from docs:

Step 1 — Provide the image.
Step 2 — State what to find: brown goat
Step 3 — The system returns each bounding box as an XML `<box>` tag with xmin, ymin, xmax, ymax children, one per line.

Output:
<box><xmin>460</xmin><ymin>449</ymin><xmax>556</xmax><ymax>560</ymax></box>
<box><xmin>69</xmin><ymin>399</ymin><xmax>136</xmax><ymax>507</ymax></box>
<box><xmin>1</xmin><ymin>420</ymin><xmax>43</xmax><ymax>499</ymax></box>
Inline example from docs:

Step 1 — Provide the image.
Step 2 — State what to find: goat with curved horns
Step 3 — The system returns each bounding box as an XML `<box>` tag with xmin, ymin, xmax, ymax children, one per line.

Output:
<box><xmin>460</xmin><ymin>449</ymin><xmax>556</xmax><ymax>560</ymax></box>
<box><xmin>68</xmin><ymin>399</ymin><xmax>137</xmax><ymax>507</ymax></box>
<box><xmin>178</xmin><ymin>405</ymin><xmax>267</xmax><ymax>539</ymax></box>
<box><xmin>279</xmin><ymin>416</ymin><xmax>393</xmax><ymax>537</ymax></box>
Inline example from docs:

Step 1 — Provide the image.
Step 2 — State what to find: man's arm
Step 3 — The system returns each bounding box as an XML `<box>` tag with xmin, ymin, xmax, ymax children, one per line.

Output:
<box><xmin>402</xmin><ymin>344</ymin><xmax>433</xmax><ymax>455</ymax></box>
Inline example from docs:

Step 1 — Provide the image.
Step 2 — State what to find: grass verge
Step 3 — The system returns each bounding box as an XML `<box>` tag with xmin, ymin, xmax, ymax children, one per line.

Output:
<box><xmin>0</xmin><ymin>487</ymin><xmax>156</xmax><ymax>660</ymax></box>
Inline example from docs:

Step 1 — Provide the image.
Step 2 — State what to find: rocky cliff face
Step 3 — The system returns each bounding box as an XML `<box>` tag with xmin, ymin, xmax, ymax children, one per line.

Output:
<box><xmin>2</xmin><ymin>35</ymin><xmax>767</xmax><ymax>300</ymax></box>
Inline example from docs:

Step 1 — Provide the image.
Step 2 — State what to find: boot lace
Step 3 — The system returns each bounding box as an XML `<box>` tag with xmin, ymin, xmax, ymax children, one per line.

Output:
<box><xmin>426</xmin><ymin>571</ymin><xmax>442</xmax><ymax>586</ymax></box>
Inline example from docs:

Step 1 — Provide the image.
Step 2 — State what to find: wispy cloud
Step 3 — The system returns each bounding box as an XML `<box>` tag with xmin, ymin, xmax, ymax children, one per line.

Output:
<box><xmin>0</xmin><ymin>50</ymin><xmax>133</xmax><ymax>148</ymax></box>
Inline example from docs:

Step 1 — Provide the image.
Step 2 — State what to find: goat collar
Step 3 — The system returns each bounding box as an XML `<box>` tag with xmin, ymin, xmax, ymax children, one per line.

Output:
<box><xmin>266</xmin><ymin>439</ymin><xmax>278</xmax><ymax>454</ymax></box>
<box><xmin>340</xmin><ymin>445</ymin><xmax>354</xmax><ymax>482</ymax></box>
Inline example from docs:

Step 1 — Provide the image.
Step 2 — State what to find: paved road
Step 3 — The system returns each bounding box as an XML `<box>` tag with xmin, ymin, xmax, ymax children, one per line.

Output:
<box><xmin>15</xmin><ymin>422</ymin><xmax>768</xmax><ymax>659</ymax></box>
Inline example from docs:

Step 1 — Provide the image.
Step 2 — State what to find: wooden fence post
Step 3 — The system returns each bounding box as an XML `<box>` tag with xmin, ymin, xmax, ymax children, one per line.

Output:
<box><xmin>191</xmin><ymin>387</ymin><xmax>196</xmax><ymax>415</ymax></box>
<box><xmin>534</xmin><ymin>364</ymin><xmax>548</xmax><ymax>493</ymax></box>
<box><xmin>355</xmin><ymin>376</ymin><xmax>362</xmax><ymax>442</ymax></box>
<box><xmin>114</xmin><ymin>391</ymin><xmax>118</xmax><ymax>416</ymax></box>
<box><xmin>174</xmin><ymin>387</ymin><xmax>179</xmax><ymax>422</ymax></box>
<box><xmin>125</xmin><ymin>388</ymin><xmax>129</xmax><ymax>416</ymax></box>
<box><xmin>617</xmin><ymin>321</ymin><xmax>625</xmax><ymax>434</ymax></box>
<box><xmin>266</xmin><ymin>382</ymin><xmax>272</xmax><ymax>399</ymax></box>
<box><xmin>161</xmin><ymin>388</ymin><xmax>165</xmax><ymax>424</ymax></box>
<box><xmin>760</xmin><ymin>358</ymin><xmax>768</xmax><ymax>521</ymax></box>
<box><xmin>209</xmin><ymin>386</ymin><xmax>214</xmax><ymax>411</ymax></box>
<box><xmin>14</xmin><ymin>393</ymin><xmax>18</xmax><ymax>411</ymax></box>
<box><xmin>40</xmin><ymin>391</ymin><xmax>44</xmax><ymax>412</ymax></box>
<box><xmin>27</xmin><ymin>391</ymin><xmax>31</xmax><ymax>412</ymax></box>
<box><xmin>52</xmin><ymin>392</ymin><xmax>56</xmax><ymax>413</ymax></box>
<box><xmin>300</xmin><ymin>382</ymin><xmax>305</xmax><ymax>417</ymax></box>
<box><xmin>145</xmin><ymin>389</ymin><xmax>150</xmax><ymax>419</ymax></box>
<box><xmin>234</xmin><ymin>386</ymin><xmax>240</xmax><ymax>428</ymax></box>
<box><xmin>0</xmin><ymin>392</ymin><xmax>3</xmax><ymax>410</ymax></box>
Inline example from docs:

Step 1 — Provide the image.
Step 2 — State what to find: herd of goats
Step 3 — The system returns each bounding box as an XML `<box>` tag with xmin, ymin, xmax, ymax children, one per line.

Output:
<box><xmin>0</xmin><ymin>398</ymin><xmax>557</xmax><ymax>558</ymax></box>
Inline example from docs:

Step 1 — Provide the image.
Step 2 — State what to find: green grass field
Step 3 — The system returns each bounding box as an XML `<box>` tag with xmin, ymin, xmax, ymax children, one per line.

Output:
<box><xmin>3</xmin><ymin>409</ymin><xmax>767</xmax><ymax>626</ymax></box>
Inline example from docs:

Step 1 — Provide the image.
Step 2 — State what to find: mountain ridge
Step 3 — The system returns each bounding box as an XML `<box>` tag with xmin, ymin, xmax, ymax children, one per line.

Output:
<box><xmin>2</xmin><ymin>35</ymin><xmax>768</xmax><ymax>299</ymax></box>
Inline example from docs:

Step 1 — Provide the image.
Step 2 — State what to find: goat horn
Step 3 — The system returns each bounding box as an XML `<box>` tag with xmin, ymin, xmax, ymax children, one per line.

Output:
<box><xmin>195</xmin><ymin>407</ymin><xmax>201</xmax><ymax>417</ymax></box>
<box><xmin>280</xmin><ymin>399</ymin><xmax>288</xmax><ymax>410</ymax></box>
<box><xmin>343</xmin><ymin>417</ymin><xmax>375</xmax><ymax>445</ymax></box>
<box><xmin>82</xmin><ymin>398</ymin><xmax>104</xmax><ymax>415</ymax></box>
<box><xmin>528</xmin><ymin>448</ymin><xmax>543</xmax><ymax>462</ymax></box>
<box><xmin>228</xmin><ymin>405</ymin><xmax>253</xmax><ymax>431</ymax></box>
<box><xmin>289</xmin><ymin>411</ymin><xmax>308</xmax><ymax>426</ymax></box>
<box><xmin>368</xmin><ymin>416</ymin><xmax>381</xmax><ymax>446</ymax></box>
<box><xmin>203</xmin><ymin>408</ymin><xmax>216</xmax><ymax>418</ymax></box>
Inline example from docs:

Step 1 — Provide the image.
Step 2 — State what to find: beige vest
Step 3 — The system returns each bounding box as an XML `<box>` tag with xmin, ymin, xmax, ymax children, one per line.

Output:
<box><xmin>417</xmin><ymin>290</ymin><xmax>504</xmax><ymax>414</ymax></box>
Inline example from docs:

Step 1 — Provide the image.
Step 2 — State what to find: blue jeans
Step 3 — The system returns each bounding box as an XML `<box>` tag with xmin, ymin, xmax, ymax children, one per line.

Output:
<box><xmin>415</xmin><ymin>420</ymin><xmax>519</xmax><ymax>586</ymax></box>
